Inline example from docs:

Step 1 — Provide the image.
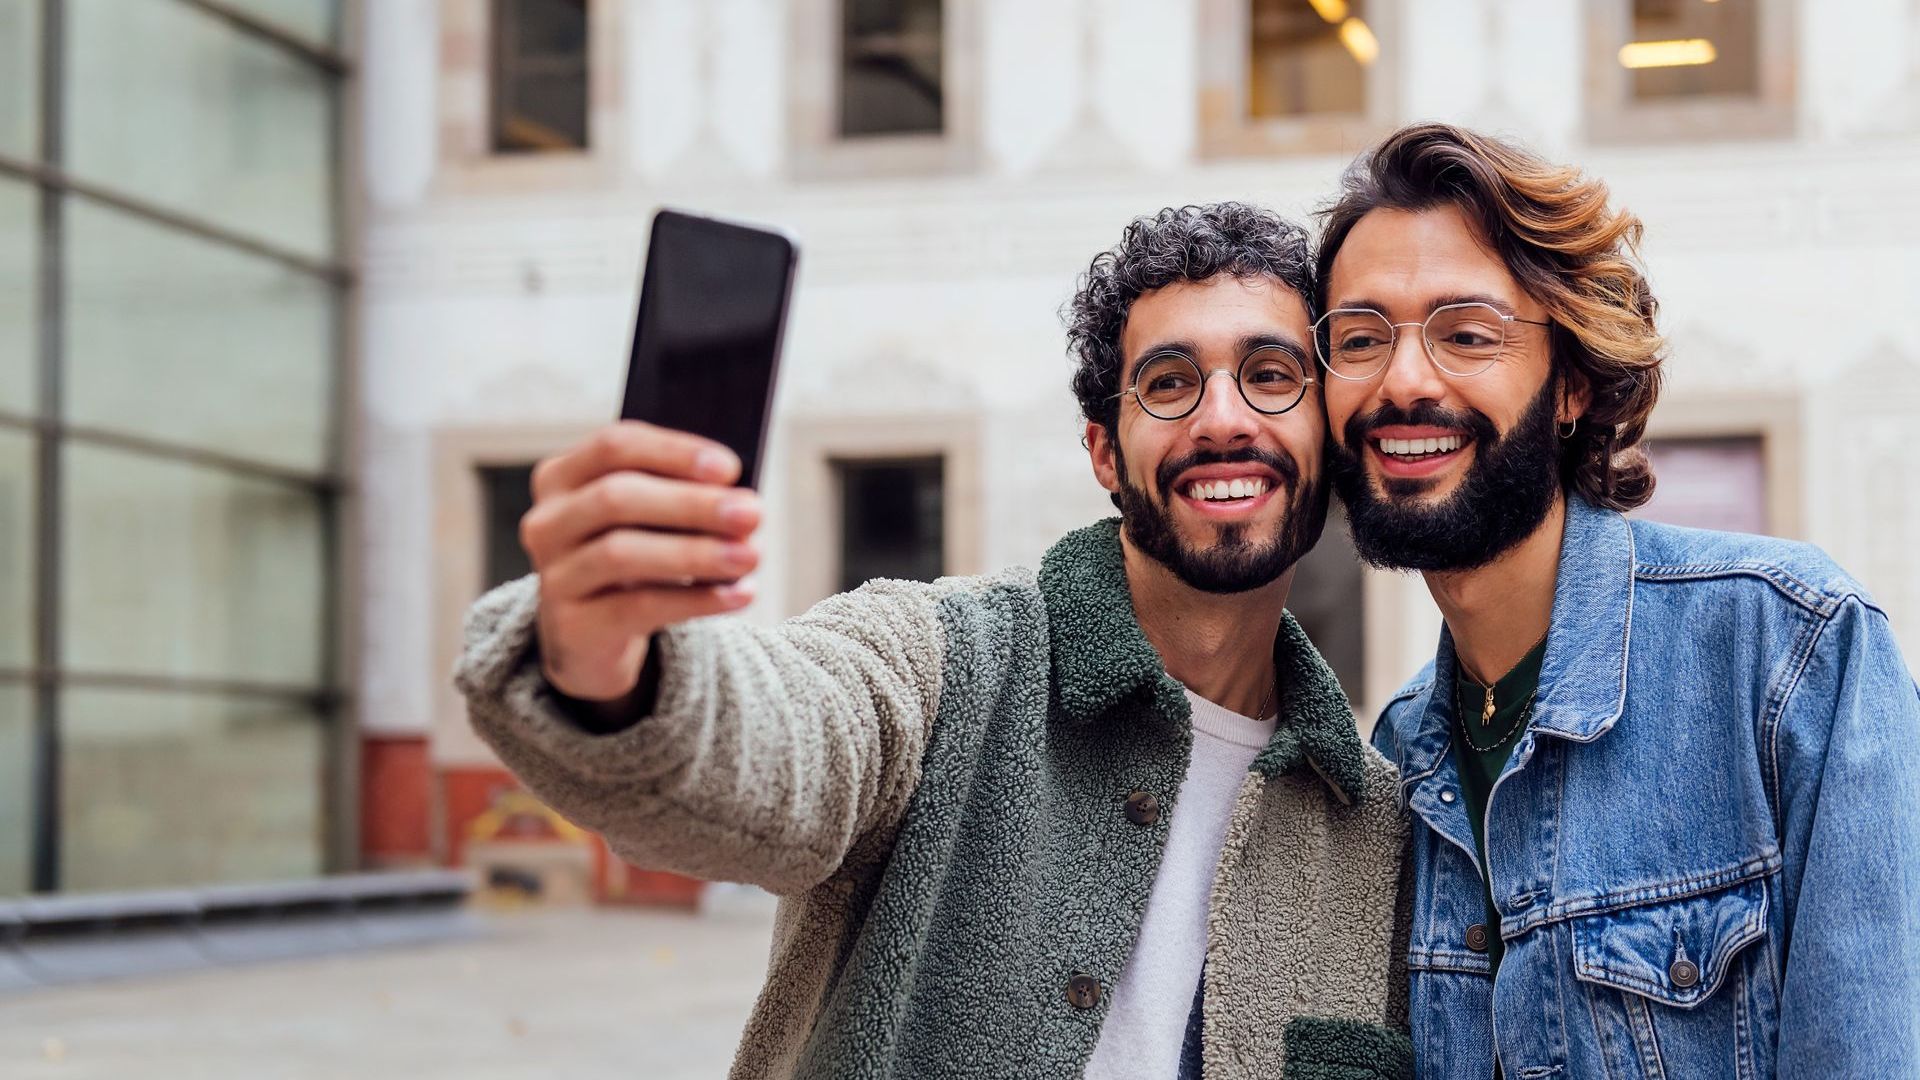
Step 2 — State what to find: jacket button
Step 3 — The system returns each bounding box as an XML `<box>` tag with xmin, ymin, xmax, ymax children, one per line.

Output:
<box><xmin>1124</xmin><ymin>790</ymin><xmax>1161</xmax><ymax>826</ymax></box>
<box><xmin>1465</xmin><ymin>923</ymin><xmax>1490</xmax><ymax>953</ymax></box>
<box><xmin>1669</xmin><ymin>959</ymin><xmax>1701</xmax><ymax>989</ymax></box>
<box><xmin>1066</xmin><ymin>972</ymin><xmax>1102</xmax><ymax>1009</ymax></box>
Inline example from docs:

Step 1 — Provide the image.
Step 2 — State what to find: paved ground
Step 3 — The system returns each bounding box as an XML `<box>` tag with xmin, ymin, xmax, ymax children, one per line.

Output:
<box><xmin>0</xmin><ymin>888</ymin><xmax>779</xmax><ymax>1079</ymax></box>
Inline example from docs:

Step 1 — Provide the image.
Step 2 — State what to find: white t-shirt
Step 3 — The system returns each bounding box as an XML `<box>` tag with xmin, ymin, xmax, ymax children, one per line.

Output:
<box><xmin>1083</xmin><ymin>689</ymin><xmax>1276</xmax><ymax>1080</ymax></box>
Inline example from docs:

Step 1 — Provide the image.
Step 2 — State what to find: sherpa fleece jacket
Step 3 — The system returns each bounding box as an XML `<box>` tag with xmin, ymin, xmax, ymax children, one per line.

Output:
<box><xmin>455</xmin><ymin>518</ymin><xmax>1414</xmax><ymax>1080</ymax></box>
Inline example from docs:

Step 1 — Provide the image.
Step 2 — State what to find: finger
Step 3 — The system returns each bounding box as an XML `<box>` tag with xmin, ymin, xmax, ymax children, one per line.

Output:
<box><xmin>522</xmin><ymin>472</ymin><xmax>762</xmax><ymax>565</ymax></box>
<box><xmin>531</xmin><ymin>421</ymin><xmax>740</xmax><ymax>501</ymax></box>
<box><xmin>541</xmin><ymin>528</ymin><xmax>760</xmax><ymax>601</ymax></box>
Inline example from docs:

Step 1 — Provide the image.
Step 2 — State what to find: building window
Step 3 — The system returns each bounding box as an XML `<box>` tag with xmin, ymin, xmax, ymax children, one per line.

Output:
<box><xmin>1587</xmin><ymin>0</ymin><xmax>1792</xmax><ymax>142</ymax></box>
<box><xmin>1248</xmin><ymin>0</ymin><xmax>1371</xmax><ymax>120</ymax></box>
<box><xmin>1625</xmin><ymin>0</ymin><xmax>1761</xmax><ymax>101</ymax></box>
<box><xmin>1200</xmin><ymin>0</ymin><xmax>1396</xmax><ymax>159</ymax></box>
<box><xmin>1637</xmin><ymin>436</ymin><xmax>1770</xmax><ymax>535</ymax></box>
<box><xmin>834</xmin><ymin>457</ymin><xmax>945</xmax><ymax>592</ymax></box>
<box><xmin>2</xmin><ymin>0</ymin><xmax>348</xmax><ymax>894</ymax></box>
<box><xmin>480</xmin><ymin>464</ymin><xmax>538</xmax><ymax>590</ymax></box>
<box><xmin>840</xmin><ymin>0</ymin><xmax>944</xmax><ymax>137</ymax></box>
<box><xmin>491</xmin><ymin>0</ymin><xmax>590</xmax><ymax>153</ymax></box>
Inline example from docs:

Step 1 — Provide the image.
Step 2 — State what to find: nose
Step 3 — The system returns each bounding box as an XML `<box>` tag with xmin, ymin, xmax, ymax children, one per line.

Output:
<box><xmin>1186</xmin><ymin>369</ymin><xmax>1258</xmax><ymax>447</ymax></box>
<box><xmin>1375</xmin><ymin>323</ymin><xmax>1447</xmax><ymax>414</ymax></box>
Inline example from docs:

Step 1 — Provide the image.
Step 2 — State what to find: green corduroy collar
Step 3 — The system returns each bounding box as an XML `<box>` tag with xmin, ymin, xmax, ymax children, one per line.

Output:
<box><xmin>1037</xmin><ymin>518</ymin><xmax>1370</xmax><ymax>805</ymax></box>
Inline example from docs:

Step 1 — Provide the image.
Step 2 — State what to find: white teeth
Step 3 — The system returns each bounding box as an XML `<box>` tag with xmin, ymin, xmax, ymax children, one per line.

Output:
<box><xmin>1186</xmin><ymin>478</ymin><xmax>1270</xmax><ymax>502</ymax></box>
<box><xmin>1379</xmin><ymin>436</ymin><xmax>1464</xmax><ymax>457</ymax></box>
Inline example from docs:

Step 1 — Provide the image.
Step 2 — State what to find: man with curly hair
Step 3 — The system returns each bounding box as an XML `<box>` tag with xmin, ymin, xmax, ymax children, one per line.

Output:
<box><xmin>1319</xmin><ymin>122</ymin><xmax>1920</xmax><ymax>1077</ymax></box>
<box><xmin>454</xmin><ymin>203</ymin><xmax>1414</xmax><ymax>1079</ymax></box>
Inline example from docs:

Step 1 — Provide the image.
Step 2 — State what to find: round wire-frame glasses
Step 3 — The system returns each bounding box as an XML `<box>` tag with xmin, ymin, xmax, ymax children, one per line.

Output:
<box><xmin>1116</xmin><ymin>346</ymin><xmax>1316</xmax><ymax>421</ymax></box>
<box><xmin>1313</xmin><ymin>302</ymin><xmax>1552</xmax><ymax>381</ymax></box>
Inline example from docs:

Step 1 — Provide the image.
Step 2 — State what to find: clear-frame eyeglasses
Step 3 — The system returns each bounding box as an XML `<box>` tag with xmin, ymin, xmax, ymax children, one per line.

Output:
<box><xmin>1313</xmin><ymin>302</ymin><xmax>1552</xmax><ymax>381</ymax></box>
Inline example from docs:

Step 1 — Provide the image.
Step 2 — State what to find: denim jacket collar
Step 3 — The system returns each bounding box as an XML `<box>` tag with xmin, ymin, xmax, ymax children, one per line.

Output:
<box><xmin>1396</xmin><ymin>496</ymin><xmax>1636</xmax><ymax>793</ymax></box>
<box><xmin>1529</xmin><ymin>495</ymin><xmax>1635</xmax><ymax>743</ymax></box>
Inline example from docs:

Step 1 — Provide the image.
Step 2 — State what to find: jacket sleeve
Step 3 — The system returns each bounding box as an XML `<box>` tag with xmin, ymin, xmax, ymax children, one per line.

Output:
<box><xmin>452</xmin><ymin>574</ymin><xmax>950</xmax><ymax>895</ymax></box>
<box><xmin>1773</xmin><ymin>596</ymin><xmax>1920</xmax><ymax>1076</ymax></box>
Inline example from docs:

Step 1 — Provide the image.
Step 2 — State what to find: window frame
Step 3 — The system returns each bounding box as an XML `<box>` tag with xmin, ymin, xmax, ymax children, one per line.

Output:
<box><xmin>1584</xmin><ymin>0</ymin><xmax>1797</xmax><ymax>144</ymax></box>
<box><xmin>1198</xmin><ymin>0</ymin><xmax>1401</xmax><ymax>160</ymax></box>
<box><xmin>788</xmin><ymin>0</ymin><xmax>981</xmax><ymax>180</ymax></box>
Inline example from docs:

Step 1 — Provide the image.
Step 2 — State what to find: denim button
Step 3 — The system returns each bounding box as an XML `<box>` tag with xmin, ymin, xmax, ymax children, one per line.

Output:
<box><xmin>1465</xmin><ymin>924</ymin><xmax>1490</xmax><ymax>952</ymax></box>
<box><xmin>1670</xmin><ymin>959</ymin><xmax>1701</xmax><ymax>988</ymax></box>
<box><xmin>1124</xmin><ymin>791</ymin><xmax>1161</xmax><ymax>826</ymax></box>
<box><xmin>1439</xmin><ymin>790</ymin><xmax>1457</xmax><ymax>804</ymax></box>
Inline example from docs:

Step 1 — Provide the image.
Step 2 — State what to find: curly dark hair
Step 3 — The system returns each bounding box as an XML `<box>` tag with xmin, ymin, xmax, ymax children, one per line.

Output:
<box><xmin>1316</xmin><ymin>122</ymin><xmax>1666</xmax><ymax>511</ymax></box>
<box><xmin>1066</xmin><ymin>203</ymin><xmax>1317</xmax><ymax>437</ymax></box>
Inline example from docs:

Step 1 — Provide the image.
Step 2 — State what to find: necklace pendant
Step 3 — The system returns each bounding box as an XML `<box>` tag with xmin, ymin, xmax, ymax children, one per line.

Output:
<box><xmin>1480</xmin><ymin>686</ymin><xmax>1496</xmax><ymax>727</ymax></box>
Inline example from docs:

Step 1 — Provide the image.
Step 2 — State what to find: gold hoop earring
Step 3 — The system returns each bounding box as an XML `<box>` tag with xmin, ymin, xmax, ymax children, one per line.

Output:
<box><xmin>1558</xmin><ymin>419</ymin><xmax>1578</xmax><ymax>440</ymax></box>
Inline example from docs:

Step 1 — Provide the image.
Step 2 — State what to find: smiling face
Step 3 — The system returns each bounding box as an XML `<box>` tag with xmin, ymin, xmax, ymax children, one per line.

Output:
<box><xmin>1320</xmin><ymin>204</ymin><xmax>1584</xmax><ymax>572</ymax></box>
<box><xmin>1087</xmin><ymin>273</ymin><xmax>1328</xmax><ymax>593</ymax></box>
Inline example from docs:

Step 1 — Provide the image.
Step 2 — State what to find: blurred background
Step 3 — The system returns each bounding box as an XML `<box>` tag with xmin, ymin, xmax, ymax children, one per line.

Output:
<box><xmin>1</xmin><ymin>0</ymin><xmax>1918</xmax><ymax>1074</ymax></box>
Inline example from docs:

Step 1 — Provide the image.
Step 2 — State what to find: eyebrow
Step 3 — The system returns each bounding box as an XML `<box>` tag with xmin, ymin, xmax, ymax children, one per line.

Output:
<box><xmin>1330</xmin><ymin>293</ymin><xmax>1521</xmax><ymax>317</ymax></box>
<box><xmin>1126</xmin><ymin>333</ymin><xmax>1309</xmax><ymax>379</ymax></box>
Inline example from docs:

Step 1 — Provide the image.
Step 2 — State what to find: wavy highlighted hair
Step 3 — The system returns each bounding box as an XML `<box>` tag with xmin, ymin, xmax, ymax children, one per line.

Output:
<box><xmin>1316</xmin><ymin>122</ymin><xmax>1666</xmax><ymax>511</ymax></box>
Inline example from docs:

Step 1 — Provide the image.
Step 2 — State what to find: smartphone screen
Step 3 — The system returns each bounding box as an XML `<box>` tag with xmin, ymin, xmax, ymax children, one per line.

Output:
<box><xmin>620</xmin><ymin>209</ymin><xmax>797</xmax><ymax>490</ymax></box>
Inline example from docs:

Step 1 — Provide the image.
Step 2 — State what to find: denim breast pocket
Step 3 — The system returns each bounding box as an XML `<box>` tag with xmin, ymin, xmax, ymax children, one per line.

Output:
<box><xmin>1568</xmin><ymin>877</ymin><xmax>1778</xmax><ymax>1080</ymax></box>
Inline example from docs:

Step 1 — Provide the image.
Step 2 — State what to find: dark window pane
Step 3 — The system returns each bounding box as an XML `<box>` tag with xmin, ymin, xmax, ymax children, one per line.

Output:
<box><xmin>840</xmin><ymin>0</ymin><xmax>944</xmax><ymax>137</ymax></box>
<box><xmin>1637</xmin><ymin>436</ymin><xmax>1769</xmax><ymax>534</ymax></box>
<box><xmin>1628</xmin><ymin>0</ymin><xmax>1761</xmax><ymax>100</ymax></box>
<box><xmin>492</xmin><ymin>0</ymin><xmax>590</xmax><ymax>152</ymax></box>
<box><xmin>481</xmin><ymin>464</ymin><xmax>537</xmax><ymax>590</ymax></box>
<box><xmin>60</xmin><ymin>689</ymin><xmax>324</xmax><ymax>890</ymax></box>
<box><xmin>1248</xmin><ymin>0</ymin><xmax>1370</xmax><ymax>119</ymax></box>
<box><xmin>1288</xmin><ymin>503</ymin><xmax>1365</xmax><ymax>704</ymax></box>
<box><xmin>836</xmin><ymin>457</ymin><xmax>943</xmax><ymax>592</ymax></box>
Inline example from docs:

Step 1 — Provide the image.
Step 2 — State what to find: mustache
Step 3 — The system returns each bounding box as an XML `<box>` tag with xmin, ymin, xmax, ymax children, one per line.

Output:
<box><xmin>1343</xmin><ymin>401</ymin><xmax>1499</xmax><ymax>449</ymax></box>
<box><xmin>1154</xmin><ymin>446</ymin><xmax>1301</xmax><ymax>499</ymax></box>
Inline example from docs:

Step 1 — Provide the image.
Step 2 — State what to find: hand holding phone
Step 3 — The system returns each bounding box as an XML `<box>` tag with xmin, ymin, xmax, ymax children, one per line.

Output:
<box><xmin>520</xmin><ymin>421</ymin><xmax>762</xmax><ymax>703</ymax></box>
<box><xmin>520</xmin><ymin>208</ymin><xmax>796</xmax><ymax>703</ymax></box>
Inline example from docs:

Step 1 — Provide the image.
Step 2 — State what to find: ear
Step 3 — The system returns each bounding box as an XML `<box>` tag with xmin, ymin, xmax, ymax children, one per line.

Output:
<box><xmin>1557</xmin><ymin>368</ymin><xmax>1594</xmax><ymax>425</ymax></box>
<box><xmin>1086</xmin><ymin>421</ymin><xmax>1121</xmax><ymax>496</ymax></box>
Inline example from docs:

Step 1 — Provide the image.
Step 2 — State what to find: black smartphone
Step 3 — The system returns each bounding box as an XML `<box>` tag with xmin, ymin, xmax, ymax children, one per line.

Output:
<box><xmin>620</xmin><ymin>209</ymin><xmax>798</xmax><ymax>490</ymax></box>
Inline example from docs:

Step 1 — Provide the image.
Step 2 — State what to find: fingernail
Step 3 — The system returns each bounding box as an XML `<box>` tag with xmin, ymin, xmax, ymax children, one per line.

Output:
<box><xmin>719</xmin><ymin>494</ymin><xmax>758</xmax><ymax>529</ymax></box>
<box><xmin>718</xmin><ymin>578</ymin><xmax>757</xmax><ymax>604</ymax></box>
<box><xmin>697</xmin><ymin>447</ymin><xmax>737</xmax><ymax>479</ymax></box>
<box><xmin>722</xmin><ymin>542</ymin><xmax>757</xmax><ymax>568</ymax></box>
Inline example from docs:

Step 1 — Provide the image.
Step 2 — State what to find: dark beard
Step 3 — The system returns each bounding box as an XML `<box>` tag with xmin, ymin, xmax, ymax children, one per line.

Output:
<box><xmin>1328</xmin><ymin>377</ymin><xmax>1561</xmax><ymax>573</ymax></box>
<box><xmin>1115</xmin><ymin>442</ymin><xmax>1328</xmax><ymax>594</ymax></box>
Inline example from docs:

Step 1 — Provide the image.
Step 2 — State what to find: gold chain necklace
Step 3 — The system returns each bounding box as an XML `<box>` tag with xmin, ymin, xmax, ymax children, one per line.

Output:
<box><xmin>1459</xmin><ymin>692</ymin><xmax>1535</xmax><ymax>754</ymax></box>
<box><xmin>1460</xmin><ymin>630</ymin><xmax>1549</xmax><ymax>728</ymax></box>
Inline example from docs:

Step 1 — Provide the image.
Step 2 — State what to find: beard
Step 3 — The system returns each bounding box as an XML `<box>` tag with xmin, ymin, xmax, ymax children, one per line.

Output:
<box><xmin>1327</xmin><ymin>376</ymin><xmax>1561</xmax><ymax>573</ymax></box>
<box><xmin>1114</xmin><ymin>441</ymin><xmax>1328</xmax><ymax>594</ymax></box>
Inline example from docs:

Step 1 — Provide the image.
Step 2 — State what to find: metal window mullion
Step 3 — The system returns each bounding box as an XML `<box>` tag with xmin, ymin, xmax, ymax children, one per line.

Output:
<box><xmin>0</xmin><ymin>153</ymin><xmax>351</xmax><ymax>286</ymax></box>
<box><xmin>171</xmin><ymin>0</ymin><xmax>350</xmax><ymax>76</ymax></box>
<box><xmin>31</xmin><ymin>0</ymin><xmax>65</xmax><ymax>895</ymax></box>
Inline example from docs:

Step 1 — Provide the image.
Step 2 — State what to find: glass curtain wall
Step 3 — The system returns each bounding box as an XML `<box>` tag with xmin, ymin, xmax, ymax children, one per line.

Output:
<box><xmin>0</xmin><ymin>0</ymin><xmax>347</xmax><ymax>894</ymax></box>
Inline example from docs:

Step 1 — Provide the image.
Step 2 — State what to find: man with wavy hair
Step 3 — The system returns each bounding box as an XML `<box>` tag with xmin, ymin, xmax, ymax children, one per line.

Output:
<box><xmin>456</xmin><ymin>203</ymin><xmax>1414</xmax><ymax>1079</ymax></box>
<box><xmin>1318</xmin><ymin>122</ymin><xmax>1920</xmax><ymax>1077</ymax></box>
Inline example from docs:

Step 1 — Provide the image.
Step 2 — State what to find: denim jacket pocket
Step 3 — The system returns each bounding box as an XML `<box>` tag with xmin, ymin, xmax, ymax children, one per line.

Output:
<box><xmin>1570</xmin><ymin>877</ymin><xmax>1769</xmax><ymax>1008</ymax></box>
<box><xmin>1567</xmin><ymin>877</ymin><xmax>1778</xmax><ymax>1079</ymax></box>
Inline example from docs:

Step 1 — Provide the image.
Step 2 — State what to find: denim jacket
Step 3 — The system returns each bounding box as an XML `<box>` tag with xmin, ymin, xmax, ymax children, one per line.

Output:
<box><xmin>1372</xmin><ymin>495</ymin><xmax>1920</xmax><ymax>1079</ymax></box>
